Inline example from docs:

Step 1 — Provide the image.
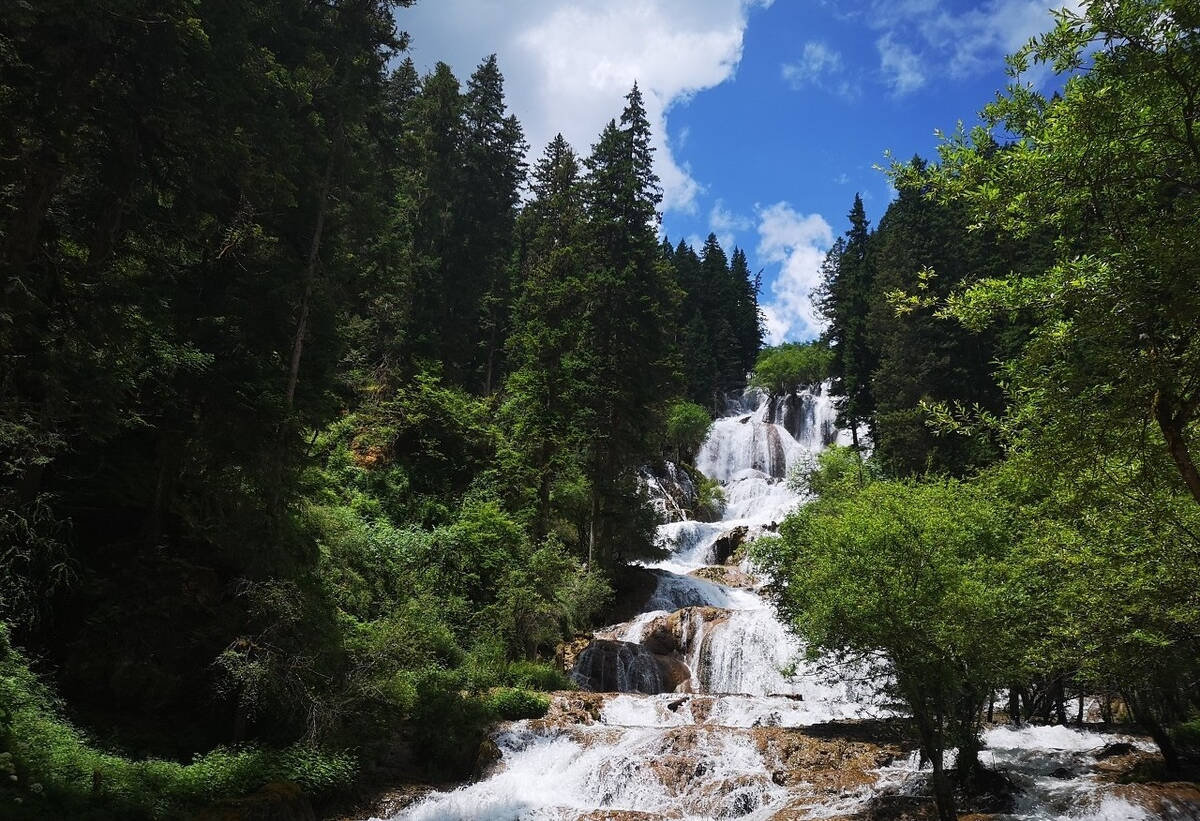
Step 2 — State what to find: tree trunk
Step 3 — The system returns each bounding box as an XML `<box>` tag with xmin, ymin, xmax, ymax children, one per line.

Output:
<box><xmin>929</xmin><ymin>747</ymin><xmax>957</xmax><ymax>821</ymax></box>
<box><xmin>1053</xmin><ymin>677</ymin><xmax>1068</xmax><ymax>725</ymax></box>
<box><xmin>285</xmin><ymin>142</ymin><xmax>337</xmax><ymax>410</ymax></box>
<box><xmin>588</xmin><ymin>491</ymin><xmax>598</xmax><ymax>568</ymax></box>
<box><xmin>1154</xmin><ymin>390</ymin><xmax>1200</xmax><ymax>504</ymax></box>
<box><xmin>1077</xmin><ymin>693</ymin><xmax>1085</xmax><ymax>725</ymax></box>
<box><xmin>1008</xmin><ymin>686</ymin><xmax>1022</xmax><ymax>725</ymax></box>
<box><xmin>1141</xmin><ymin>713</ymin><xmax>1181</xmax><ymax>771</ymax></box>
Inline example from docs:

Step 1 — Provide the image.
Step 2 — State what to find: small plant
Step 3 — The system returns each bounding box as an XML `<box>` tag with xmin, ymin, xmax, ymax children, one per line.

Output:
<box><xmin>486</xmin><ymin>688</ymin><xmax>551</xmax><ymax>721</ymax></box>
<box><xmin>504</xmin><ymin>661</ymin><xmax>572</xmax><ymax>692</ymax></box>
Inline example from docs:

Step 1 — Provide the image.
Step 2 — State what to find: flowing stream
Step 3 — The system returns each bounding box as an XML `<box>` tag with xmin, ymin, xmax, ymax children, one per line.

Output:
<box><xmin>385</xmin><ymin>388</ymin><xmax>1186</xmax><ymax>821</ymax></box>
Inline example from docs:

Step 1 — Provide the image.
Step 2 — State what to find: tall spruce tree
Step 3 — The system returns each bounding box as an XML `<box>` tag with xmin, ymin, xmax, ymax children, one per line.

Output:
<box><xmin>817</xmin><ymin>195</ymin><xmax>876</xmax><ymax>447</ymax></box>
<box><xmin>502</xmin><ymin>135</ymin><xmax>588</xmax><ymax>542</ymax></box>
<box><xmin>578</xmin><ymin>84</ymin><xmax>680</xmax><ymax>563</ymax></box>
<box><xmin>461</xmin><ymin>55</ymin><xmax>527</xmax><ymax>392</ymax></box>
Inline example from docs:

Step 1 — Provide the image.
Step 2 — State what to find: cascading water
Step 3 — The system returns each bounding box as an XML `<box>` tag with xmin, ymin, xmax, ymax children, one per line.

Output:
<box><xmin>383</xmin><ymin>386</ymin><xmax>1184</xmax><ymax>821</ymax></box>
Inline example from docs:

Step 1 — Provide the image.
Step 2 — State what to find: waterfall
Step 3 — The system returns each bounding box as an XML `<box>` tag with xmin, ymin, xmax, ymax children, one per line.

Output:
<box><xmin>386</xmin><ymin>385</ymin><xmax>1177</xmax><ymax>821</ymax></box>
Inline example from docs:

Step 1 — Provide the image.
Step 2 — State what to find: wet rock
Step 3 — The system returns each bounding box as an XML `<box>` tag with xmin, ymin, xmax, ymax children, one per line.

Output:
<box><xmin>1113</xmin><ymin>782</ymin><xmax>1200</xmax><ymax>818</ymax></box>
<box><xmin>688</xmin><ymin>565</ymin><xmax>756</xmax><ymax>589</ymax></box>
<box><xmin>573</xmin><ymin>639</ymin><xmax>669</xmax><ymax>694</ymax></box>
<box><xmin>751</xmin><ymin>726</ymin><xmax>906</xmax><ymax>794</ymax></box>
<box><xmin>602</xmin><ymin>565</ymin><xmax>660</xmax><ymax>625</ymax></box>
<box><xmin>658</xmin><ymin>655</ymin><xmax>693</xmax><ymax>693</ymax></box>
<box><xmin>639</xmin><ymin>606</ymin><xmax>730</xmax><ymax>656</ymax></box>
<box><xmin>640</xmin><ymin>461</ymin><xmax>699</xmax><ymax>523</ymax></box>
<box><xmin>713</xmin><ymin>526</ymin><xmax>749</xmax><ymax>565</ymax></box>
<box><xmin>556</xmin><ymin>634</ymin><xmax>593</xmax><ymax>675</ymax></box>
<box><xmin>473</xmin><ymin>738</ymin><xmax>503</xmax><ymax>780</ymax></box>
<box><xmin>1051</xmin><ymin>766</ymin><xmax>1073</xmax><ymax>778</ymax></box>
<box><xmin>1094</xmin><ymin>741</ymin><xmax>1136</xmax><ymax>759</ymax></box>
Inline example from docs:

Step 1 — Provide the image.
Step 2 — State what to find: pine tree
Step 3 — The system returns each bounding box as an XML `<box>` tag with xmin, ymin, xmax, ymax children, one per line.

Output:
<box><xmin>577</xmin><ymin>84</ymin><xmax>680</xmax><ymax>563</ymax></box>
<box><xmin>502</xmin><ymin>135</ymin><xmax>588</xmax><ymax>541</ymax></box>
<box><xmin>817</xmin><ymin>195</ymin><xmax>876</xmax><ymax>447</ymax></box>
<box><xmin>461</xmin><ymin>55</ymin><xmax>527</xmax><ymax>392</ymax></box>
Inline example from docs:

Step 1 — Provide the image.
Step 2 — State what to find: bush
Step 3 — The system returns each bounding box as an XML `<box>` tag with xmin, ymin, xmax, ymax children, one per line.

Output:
<box><xmin>504</xmin><ymin>661</ymin><xmax>572</xmax><ymax>692</ymax></box>
<box><xmin>486</xmin><ymin>688</ymin><xmax>551</xmax><ymax>721</ymax></box>
<box><xmin>665</xmin><ymin>400</ymin><xmax>712</xmax><ymax>462</ymax></box>
<box><xmin>694</xmin><ymin>474</ymin><xmax>726</xmax><ymax>522</ymax></box>
<box><xmin>0</xmin><ymin>624</ymin><xmax>355</xmax><ymax>819</ymax></box>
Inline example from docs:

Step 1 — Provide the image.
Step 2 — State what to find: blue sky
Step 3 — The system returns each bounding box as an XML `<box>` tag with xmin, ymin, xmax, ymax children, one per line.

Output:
<box><xmin>399</xmin><ymin>0</ymin><xmax>1076</xmax><ymax>342</ymax></box>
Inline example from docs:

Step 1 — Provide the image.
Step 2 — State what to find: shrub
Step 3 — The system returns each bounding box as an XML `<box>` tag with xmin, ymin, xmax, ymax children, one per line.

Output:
<box><xmin>486</xmin><ymin>688</ymin><xmax>551</xmax><ymax>721</ymax></box>
<box><xmin>504</xmin><ymin>661</ymin><xmax>572</xmax><ymax>692</ymax></box>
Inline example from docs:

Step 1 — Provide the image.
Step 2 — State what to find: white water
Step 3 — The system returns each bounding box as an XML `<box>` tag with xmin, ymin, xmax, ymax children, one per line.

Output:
<box><xmin>385</xmin><ymin>387</ymin><xmax>1181</xmax><ymax>821</ymax></box>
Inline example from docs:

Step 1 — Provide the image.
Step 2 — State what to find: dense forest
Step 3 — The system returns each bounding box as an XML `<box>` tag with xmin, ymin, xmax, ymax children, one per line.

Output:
<box><xmin>756</xmin><ymin>3</ymin><xmax>1200</xmax><ymax>819</ymax></box>
<box><xmin>0</xmin><ymin>2</ymin><xmax>762</xmax><ymax>818</ymax></box>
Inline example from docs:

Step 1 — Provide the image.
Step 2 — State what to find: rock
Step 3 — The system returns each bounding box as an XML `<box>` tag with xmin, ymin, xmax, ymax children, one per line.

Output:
<box><xmin>191</xmin><ymin>781</ymin><xmax>316</xmax><ymax>821</ymax></box>
<box><xmin>555</xmin><ymin>634</ymin><xmax>592</xmax><ymax>675</ymax></box>
<box><xmin>751</xmin><ymin>725</ymin><xmax>906</xmax><ymax>794</ymax></box>
<box><xmin>657</xmin><ymin>655</ymin><xmax>693</xmax><ymax>693</ymax></box>
<box><xmin>712</xmin><ymin>526</ymin><xmax>749</xmax><ymax>565</ymax></box>
<box><xmin>601</xmin><ymin>565</ymin><xmax>660</xmax><ymax>626</ymax></box>
<box><xmin>640</xmin><ymin>461</ymin><xmax>699</xmax><ymax>523</ymax></box>
<box><xmin>1095</xmin><ymin>741</ymin><xmax>1136</xmax><ymax>759</ymax></box>
<box><xmin>688</xmin><ymin>565</ymin><xmax>756</xmax><ymax>589</ymax></box>
<box><xmin>639</xmin><ymin>607</ymin><xmax>730</xmax><ymax>656</ymax></box>
<box><xmin>1114</xmin><ymin>782</ymin><xmax>1200</xmax><ymax>818</ymax></box>
<box><xmin>1051</xmin><ymin>766</ymin><xmax>1073</xmax><ymax>779</ymax></box>
<box><xmin>473</xmin><ymin>738</ymin><xmax>503</xmax><ymax>780</ymax></box>
<box><xmin>572</xmin><ymin>639</ymin><xmax>669</xmax><ymax>694</ymax></box>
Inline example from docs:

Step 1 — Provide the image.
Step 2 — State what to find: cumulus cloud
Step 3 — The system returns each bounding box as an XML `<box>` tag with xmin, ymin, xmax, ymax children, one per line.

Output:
<box><xmin>709</xmin><ymin>199</ymin><xmax>753</xmax><ymax>251</ymax></box>
<box><xmin>916</xmin><ymin>0</ymin><xmax>1084</xmax><ymax>80</ymax></box>
<box><xmin>869</xmin><ymin>1</ymin><xmax>1081</xmax><ymax>94</ymax></box>
<box><xmin>398</xmin><ymin>0</ymin><xmax>772</xmax><ymax>214</ymax></box>
<box><xmin>877</xmin><ymin>33</ymin><xmax>926</xmax><ymax>96</ymax></box>
<box><xmin>755</xmin><ymin>202</ymin><xmax>834</xmax><ymax>344</ymax></box>
<box><xmin>781</xmin><ymin>41</ymin><xmax>859</xmax><ymax>99</ymax></box>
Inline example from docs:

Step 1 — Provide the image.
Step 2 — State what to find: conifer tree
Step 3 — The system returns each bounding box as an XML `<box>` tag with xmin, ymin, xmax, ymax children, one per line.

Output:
<box><xmin>578</xmin><ymin>84</ymin><xmax>680</xmax><ymax>563</ymax></box>
<box><xmin>817</xmin><ymin>195</ymin><xmax>876</xmax><ymax>447</ymax></box>
<box><xmin>502</xmin><ymin>135</ymin><xmax>588</xmax><ymax>541</ymax></box>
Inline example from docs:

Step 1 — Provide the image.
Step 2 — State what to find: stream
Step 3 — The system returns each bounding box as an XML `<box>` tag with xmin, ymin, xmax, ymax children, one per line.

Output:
<box><xmin>383</xmin><ymin>388</ymin><xmax>1191</xmax><ymax>820</ymax></box>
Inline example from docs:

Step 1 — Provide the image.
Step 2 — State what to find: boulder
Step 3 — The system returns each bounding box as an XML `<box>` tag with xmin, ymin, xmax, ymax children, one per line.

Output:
<box><xmin>1094</xmin><ymin>741</ymin><xmax>1136</xmax><ymax>759</ymax></box>
<box><xmin>688</xmin><ymin>565</ymin><xmax>756</xmax><ymax>589</ymax></box>
<box><xmin>639</xmin><ymin>607</ymin><xmax>729</xmax><ymax>657</ymax></box>
<box><xmin>713</xmin><ymin>526</ymin><xmax>749</xmax><ymax>565</ymax></box>
<box><xmin>572</xmin><ymin>639</ymin><xmax>668</xmax><ymax>694</ymax></box>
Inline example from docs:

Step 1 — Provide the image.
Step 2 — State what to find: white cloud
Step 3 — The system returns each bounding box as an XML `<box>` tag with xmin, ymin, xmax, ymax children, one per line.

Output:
<box><xmin>877</xmin><ymin>33</ymin><xmax>927</xmax><ymax>96</ymax></box>
<box><xmin>781</xmin><ymin>41</ymin><xmax>860</xmax><ymax>100</ymax></box>
<box><xmin>781</xmin><ymin>41</ymin><xmax>842</xmax><ymax>87</ymax></box>
<box><xmin>399</xmin><ymin>0</ymin><xmax>772</xmax><ymax>214</ymax></box>
<box><xmin>869</xmin><ymin>1</ymin><xmax>1082</xmax><ymax>93</ymax></box>
<box><xmin>917</xmin><ymin>0</ymin><xmax>1084</xmax><ymax>81</ymax></box>
<box><xmin>709</xmin><ymin>199</ymin><xmax>752</xmax><ymax>250</ymax></box>
<box><xmin>755</xmin><ymin>202</ymin><xmax>834</xmax><ymax>343</ymax></box>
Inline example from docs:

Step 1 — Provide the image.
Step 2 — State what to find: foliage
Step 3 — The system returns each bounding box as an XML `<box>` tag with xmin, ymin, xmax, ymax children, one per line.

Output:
<box><xmin>664</xmin><ymin>400</ymin><xmax>713</xmax><ymax>463</ymax></box>
<box><xmin>485</xmin><ymin>688</ymin><xmax>552</xmax><ymax>721</ymax></box>
<box><xmin>0</xmin><ymin>623</ymin><xmax>355</xmax><ymax>818</ymax></box>
<box><xmin>749</xmin><ymin>342</ymin><xmax>833</xmax><ymax>398</ymax></box>
<box><xmin>899</xmin><ymin>0</ymin><xmax>1200</xmax><ymax>501</ymax></box>
<box><xmin>814</xmin><ymin>195</ymin><xmax>876</xmax><ymax>444</ymax></box>
<box><xmin>693</xmin><ymin>473</ymin><xmax>727</xmax><ymax>523</ymax></box>
<box><xmin>757</xmin><ymin>474</ymin><xmax>1019</xmax><ymax>819</ymax></box>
